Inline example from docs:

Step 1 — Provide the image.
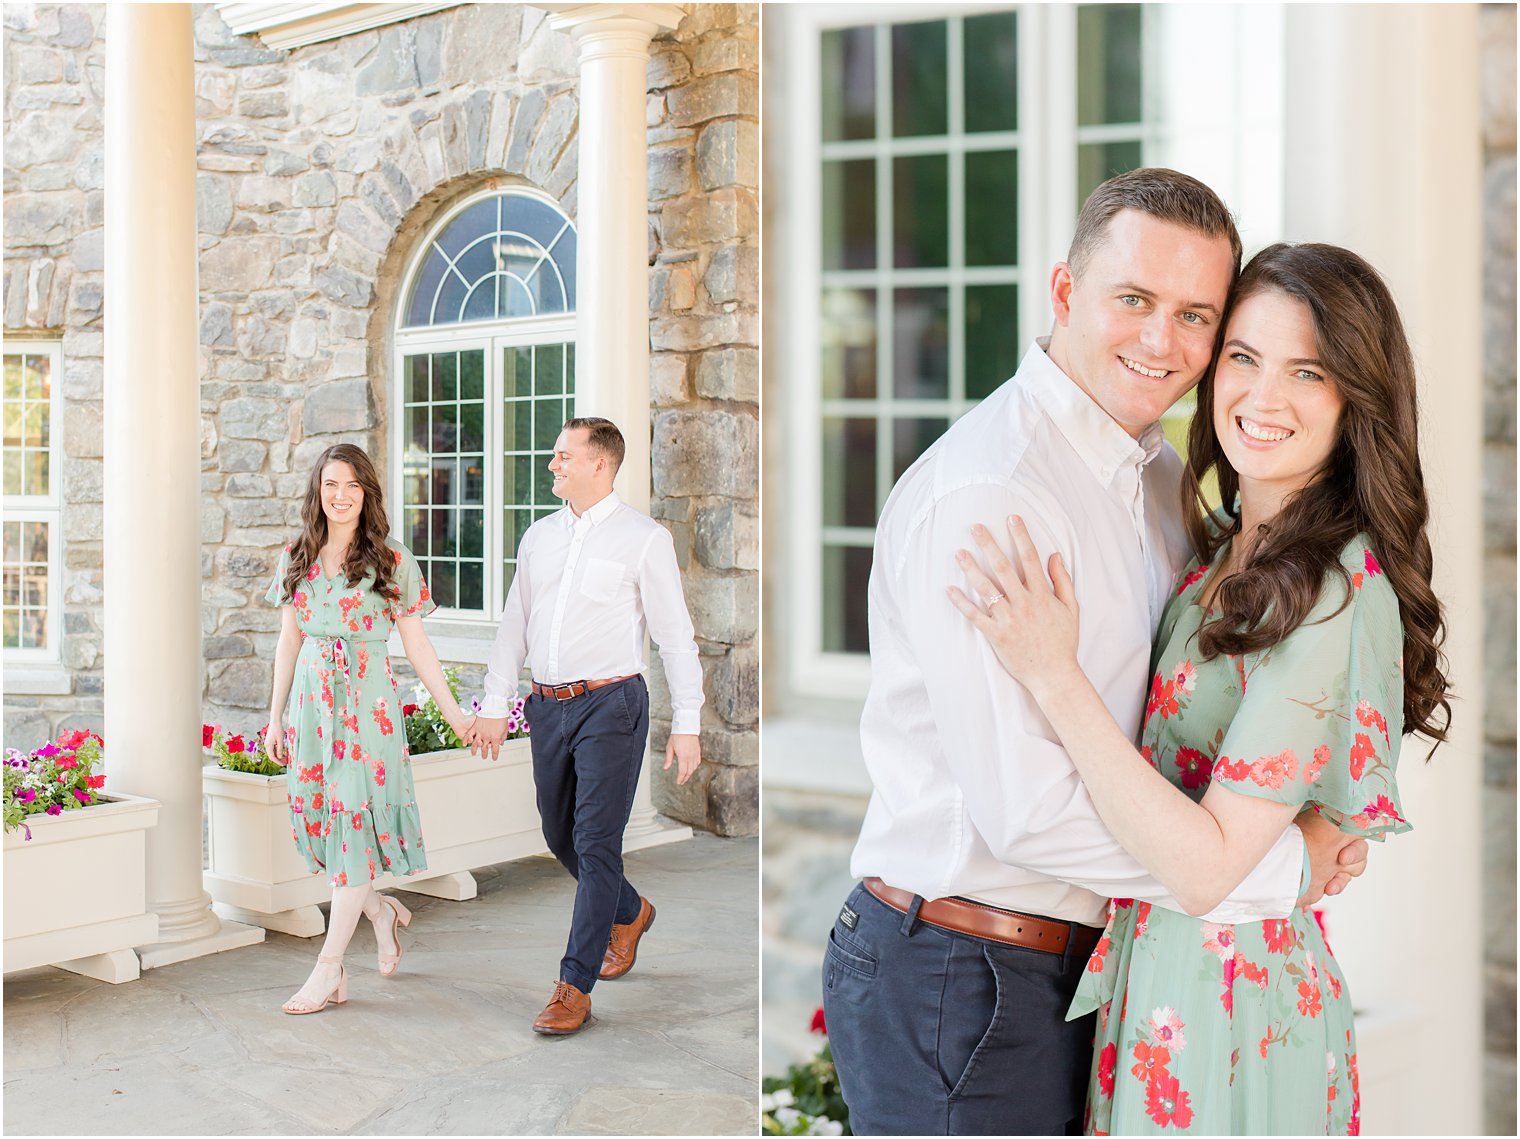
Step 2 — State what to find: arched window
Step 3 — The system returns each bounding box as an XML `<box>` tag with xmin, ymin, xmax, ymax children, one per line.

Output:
<box><xmin>393</xmin><ymin>187</ymin><xmax>577</xmax><ymax>620</ymax></box>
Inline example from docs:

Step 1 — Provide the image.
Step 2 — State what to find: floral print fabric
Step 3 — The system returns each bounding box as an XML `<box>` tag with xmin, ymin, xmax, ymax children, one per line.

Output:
<box><xmin>265</xmin><ymin>539</ymin><xmax>434</xmax><ymax>886</ymax></box>
<box><xmin>1072</xmin><ymin>535</ymin><xmax>1408</xmax><ymax>1135</ymax></box>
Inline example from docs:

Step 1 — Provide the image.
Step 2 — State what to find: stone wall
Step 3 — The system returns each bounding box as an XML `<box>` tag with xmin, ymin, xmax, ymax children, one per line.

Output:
<box><xmin>2</xmin><ymin>3</ymin><xmax>107</xmax><ymax>750</ymax></box>
<box><xmin>1</xmin><ymin>2</ymin><xmax>759</xmax><ymax>837</ymax></box>
<box><xmin>645</xmin><ymin>5</ymin><xmax>760</xmax><ymax>837</ymax></box>
<box><xmin>1480</xmin><ymin>5</ymin><xmax>1517</xmax><ymax>1133</ymax></box>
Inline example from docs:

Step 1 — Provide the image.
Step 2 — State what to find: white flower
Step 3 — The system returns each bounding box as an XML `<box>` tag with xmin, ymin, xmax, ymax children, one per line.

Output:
<box><xmin>758</xmin><ymin>1093</ymin><xmax>776</xmax><ymax>1113</ymax></box>
<box><xmin>412</xmin><ymin>682</ymin><xmax>428</xmax><ymax>704</ymax></box>
<box><xmin>773</xmin><ymin>1106</ymin><xmax>801</xmax><ymax>1130</ymax></box>
<box><xmin>1146</xmin><ymin>1006</ymin><xmax>1187</xmax><ymax>1055</ymax></box>
<box><xmin>808</xmin><ymin>1118</ymin><xmax>844</xmax><ymax>1136</ymax></box>
<box><xmin>770</xmin><ymin>1088</ymin><xmax>795</xmax><ymax>1108</ymax></box>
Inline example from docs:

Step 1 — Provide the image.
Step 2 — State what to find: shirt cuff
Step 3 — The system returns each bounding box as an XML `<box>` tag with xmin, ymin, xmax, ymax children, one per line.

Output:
<box><xmin>671</xmin><ymin>711</ymin><xmax>701</xmax><ymax>736</ymax></box>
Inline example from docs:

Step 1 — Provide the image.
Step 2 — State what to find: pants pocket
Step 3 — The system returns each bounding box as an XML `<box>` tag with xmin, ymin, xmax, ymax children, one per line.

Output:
<box><xmin>823</xmin><ymin>926</ymin><xmax>878</xmax><ymax>989</ymax></box>
<box><xmin>942</xmin><ymin>943</ymin><xmax>1003</xmax><ymax>1101</ymax></box>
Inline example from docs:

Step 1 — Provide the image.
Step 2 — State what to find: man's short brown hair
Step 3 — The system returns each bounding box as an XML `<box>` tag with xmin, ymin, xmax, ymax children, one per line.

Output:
<box><xmin>563</xmin><ymin>416</ymin><xmax>625</xmax><ymax>474</ymax></box>
<box><xmin>1067</xmin><ymin>167</ymin><xmax>1242</xmax><ymax>279</ymax></box>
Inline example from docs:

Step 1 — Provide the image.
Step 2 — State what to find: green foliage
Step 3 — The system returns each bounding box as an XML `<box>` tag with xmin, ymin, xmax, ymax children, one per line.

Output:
<box><xmin>4</xmin><ymin>730</ymin><xmax>108</xmax><ymax>836</ymax></box>
<box><xmin>204</xmin><ymin>724</ymin><xmax>284</xmax><ymax>776</ymax></box>
<box><xmin>761</xmin><ymin>1036</ymin><xmax>850</xmax><ymax>1135</ymax></box>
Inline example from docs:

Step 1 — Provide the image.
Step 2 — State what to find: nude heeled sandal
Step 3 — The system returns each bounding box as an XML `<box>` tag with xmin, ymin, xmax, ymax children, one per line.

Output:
<box><xmin>376</xmin><ymin>894</ymin><xmax>412</xmax><ymax>977</ymax></box>
<box><xmin>282</xmin><ymin>954</ymin><xmax>348</xmax><ymax>1014</ymax></box>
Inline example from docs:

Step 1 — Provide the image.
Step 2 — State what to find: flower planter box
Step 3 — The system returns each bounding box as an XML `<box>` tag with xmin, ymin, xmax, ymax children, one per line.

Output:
<box><xmin>3</xmin><ymin>792</ymin><xmax>162</xmax><ymax>983</ymax></box>
<box><xmin>203</xmin><ymin>739</ymin><xmax>547</xmax><ymax>936</ymax></box>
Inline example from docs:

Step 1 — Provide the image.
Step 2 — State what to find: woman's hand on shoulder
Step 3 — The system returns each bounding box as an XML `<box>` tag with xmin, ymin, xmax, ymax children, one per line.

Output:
<box><xmin>946</xmin><ymin>514</ymin><xmax>1082</xmax><ymax>701</ymax></box>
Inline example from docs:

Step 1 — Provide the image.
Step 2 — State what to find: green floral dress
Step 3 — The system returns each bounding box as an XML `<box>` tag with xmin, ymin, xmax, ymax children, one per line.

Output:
<box><xmin>1072</xmin><ymin>535</ymin><xmax>1410</xmax><ymax>1135</ymax></box>
<box><xmin>265</xmin><ymin>539</ymin><xmax>433</xmax><ymax>887</ymax></box>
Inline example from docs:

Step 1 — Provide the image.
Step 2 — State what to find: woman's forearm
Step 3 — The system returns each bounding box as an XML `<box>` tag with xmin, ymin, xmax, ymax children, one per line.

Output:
<box><xmin>1031</xmin><ymin>667</ymin><xmax>1285</xmax><ymax>915</ymax></box>
<box><xmin>268</xmin><ymin>620</ymin><xmax>301</xmax><ymax>722</ymax></box>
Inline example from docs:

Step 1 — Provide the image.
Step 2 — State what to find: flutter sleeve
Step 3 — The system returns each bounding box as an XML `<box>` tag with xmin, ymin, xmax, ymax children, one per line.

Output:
<box><xmin>390</xmin><ymin>543</ymin><xmax>436</xmax><ymax>620</ymax></box>
<box><xmin>1209</xmin><ymin>540</ymin><xmax>1411</xmax><ymax>839</ymax></box>
<box><xmin>265</xmin><ymin>545</ymin><xmax>292</xmax><ymax>606</ymax></box>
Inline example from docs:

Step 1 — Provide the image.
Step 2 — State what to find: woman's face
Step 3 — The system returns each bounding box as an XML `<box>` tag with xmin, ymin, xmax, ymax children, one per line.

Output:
<box><xmin>1212</xmin><ymin>289</ymin><xmax>1345</xmax><ymax>502</ymax></box>
<box><xmin>320</xmin><ymin>460</ymin><xmax>364</xmax><ymax>529</ymax></box>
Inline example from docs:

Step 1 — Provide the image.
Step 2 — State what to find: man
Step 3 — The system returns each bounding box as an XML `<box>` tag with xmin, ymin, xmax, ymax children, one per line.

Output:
<box><xmin>823</xmin><ymin>169</ymin><xmax>1369</xmax><ymax>1134</ymax></box>
<box><xmin>473</xmin><ymin>416</ymin><xmax>703</xmax><ymax>1035</ymax></box>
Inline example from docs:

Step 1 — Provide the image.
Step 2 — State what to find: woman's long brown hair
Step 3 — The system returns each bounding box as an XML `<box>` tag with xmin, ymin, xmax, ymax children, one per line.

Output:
<box><xmin>1180</xmin><ymin>242</ymin><xmax>1451</xmax><ymax>744</ymax></box>
<box><xmin>278</xmin><ymin>444</ymin><xmax>400</xmax><ymax>606</ymax></box>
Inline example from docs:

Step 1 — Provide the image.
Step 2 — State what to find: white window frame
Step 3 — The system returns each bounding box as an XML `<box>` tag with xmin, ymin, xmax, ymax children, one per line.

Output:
<box><xmin>389</xmin><ymin>187</ymin><xmax>576</xmax><ymax>664</ymax></box>
<box><xmin>784</xmin><ymin>3</ymin><xmax>1090</xmax><ymax>700</ymax></box>
<box><xmin>1</xmin><ymin>339</ymin><xmax>65</xmax><ymax>678</ymax></box>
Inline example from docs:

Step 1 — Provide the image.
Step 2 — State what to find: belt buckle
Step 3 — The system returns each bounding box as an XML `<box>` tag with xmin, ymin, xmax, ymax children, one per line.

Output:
<box><xmin>553</xmin><ymin>682</ymin><xmax>579</xmax><ymax>701</ymax></box>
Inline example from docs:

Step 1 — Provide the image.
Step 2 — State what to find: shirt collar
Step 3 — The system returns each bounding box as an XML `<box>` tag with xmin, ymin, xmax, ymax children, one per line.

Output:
<box><xmin>563</xmin><ymin>489</ymin><xmax>622</xmax><ymax>531</ymax></box>
<box><xmin>1017</xmin><ymin>339</ymin><xmax>1167</xmax><ymax>486</ymax></box>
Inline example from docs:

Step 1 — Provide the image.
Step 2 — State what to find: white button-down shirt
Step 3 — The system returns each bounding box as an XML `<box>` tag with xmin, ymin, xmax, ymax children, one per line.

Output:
<box><xmin>481</xmin><ymin>491</ymin><xmax>704</xmax><ymax>735</ymax></box>
<box><xmin>851</xmin><ymin>341</ymin><xmax>1303</xmax><ymax>927</ymax></box>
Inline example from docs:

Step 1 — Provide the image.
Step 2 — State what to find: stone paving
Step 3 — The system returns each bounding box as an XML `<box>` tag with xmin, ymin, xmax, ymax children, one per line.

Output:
<box><xmin>3</xmin><ymin>834</ymin><xmax>758</xmax><ymax>1136</ymax></box>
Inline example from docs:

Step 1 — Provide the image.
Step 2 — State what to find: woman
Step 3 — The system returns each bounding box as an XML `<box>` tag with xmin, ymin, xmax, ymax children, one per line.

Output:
<box><xmin>950</xmin><ymin>243</ymin><xmax>1450</xmax><ymax>1133</ymax></box>
<box><xmin>265</xmin><ymin>443</ymin><xmax>478</xmax><ymax>1014</ymax></box>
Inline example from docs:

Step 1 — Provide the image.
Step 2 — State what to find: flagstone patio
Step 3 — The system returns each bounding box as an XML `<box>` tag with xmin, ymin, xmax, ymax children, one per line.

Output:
<box><xmin>3</xmin><ymin>834</ymin><xmax>758</xmax><ymax>1136</ymax></box>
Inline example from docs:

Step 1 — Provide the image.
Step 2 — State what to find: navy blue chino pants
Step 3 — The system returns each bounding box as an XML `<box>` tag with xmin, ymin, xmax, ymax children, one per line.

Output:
<box><xmin>524</xmin><ymin>675</ymin><xmax>648</xmax><ymax>994</ymax></box>
<box><xmin>822</xmin><ymin>882</ymin><xmax>1098</xmax><ymax>1135</ymax></box>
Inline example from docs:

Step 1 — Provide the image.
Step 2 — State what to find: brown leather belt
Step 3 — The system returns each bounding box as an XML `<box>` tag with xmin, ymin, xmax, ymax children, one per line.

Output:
<box><xmin>531</xmin><ymin>674</ymin><xmax>638</xmax><ymax>701</ymax></box>
<box><xmin>864</xmin><ymin>877</ymin><xmax>1102</xmax><ymax>959</ymax></box>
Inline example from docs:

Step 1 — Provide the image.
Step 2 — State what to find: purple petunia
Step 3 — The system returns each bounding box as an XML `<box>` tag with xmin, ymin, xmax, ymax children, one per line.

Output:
<box><xmin>44</xmin><ymin>804</ymin><xmax>62</xmax><ymax>815</ymax></box>
<box><xmin>35</xmin><ymin>744</ymin><xmax>59</xmax><ymax>758</ymax></box>
<box><xmin>72</xmin><ymin>789</ymin><xmax>91</xmax><ymax>803</ymax></box>
<box><xmin>15</xmin><ymin>788</ymin><xmax>36</xmax><ymax>803</ymax></box>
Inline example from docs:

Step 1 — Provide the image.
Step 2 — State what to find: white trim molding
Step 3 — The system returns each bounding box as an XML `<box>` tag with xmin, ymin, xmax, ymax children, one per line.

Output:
<box><xmin>216</xmin><ymin>3</ymin><xmax>463</xmax><ymax>50</ymax></box>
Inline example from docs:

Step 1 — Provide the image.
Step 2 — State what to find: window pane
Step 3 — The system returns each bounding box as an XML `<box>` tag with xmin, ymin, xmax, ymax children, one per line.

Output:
<box><xmin>1077</xmin><ymin>140</ymin><xmax>1143</xmax><ymax>209</ymax></box>
<box><xmin>537</xmin><ymin>344</ymin><xmax>565</xmax><ymax>395</ymax></box>
<box><xmin>964</xmin><ymin>11</ymin><xmax>1018</xmax><ymax>134</ymax></box>
<box><xmin>1077</xmin><ymin>4</ymin><xmax>1142</xmax><ymax>126</ymax></box>
<box><xmin>965</xmin><ymin>150</ymin><xmax>1019</xmax><ymax>267</ymax></box>
<box><xmin>430</xmin><ymin>560</ymin><xmax>458</xmax><ymax>610</ymax></box>
<box><xmin>2</xmin><ymin>450</ymin><xmax>19</xmax><ymax>497</ymax></box>
<box><xmin>27</xmin><ymin>452</ymin><xmax>47</xmax><ymax>498</ymax></box>
<box><xmin>460</xmin><ymin>349</ymin><xmax>484</xmax><ymax>400</ymax></box>
<box><xmin>893</xmin><ymin>155</ymin><xmax>948</xmax><ymax>268</ymax></box>
<box><xmin>432</xmin><ymin>404</ymin><xmax>459</xmax><ymax>454</ymax></box>
<box><xmin>460</xmin><ymin>508</ymin><xmax>484</xmax><ymax>559</ymax></box>
<box><xmin>533</xmin><ymin>398</ymin><xmax>561</xmax><ymax>451</ymax></box>
<box><xmin>892</xmin><ymin>288</ymin><xmax>949</xmax><ymax>399</ymax></box>
<box><xmin>458</xmin><ymin>563</ymin><xmax>483</xmax><ymax>611</ymax></box>
<box><xmin>821</xmin><ymin>417</ymin><xmax>877</xmax><ymax>528</ymax></box>
<box><xmin>407</xmin><ymin>355</ymin><xmax>430</xmax><ymax>403</ymax></box>
<box><xmin>821</xmin><ymin>288</ymin><xmax>877</xmax><ymax>400</ymax></box>
<box><xmin>822</xmin><ymin>26</ymin><xmax>875</xmax><ymax>142</ymax></box>
<box><xmin>2</xmin><ymin>519</ymin><xmax>47</xmax><ymax>651</ymax></box>
<box><xmin>402</xmin><ymin>192</ymin><xmax>577</xmax><ymax>328</ymax></box>
<box><xmin>966</xmin><ymin>284</ymin><xmax>1020</xmax><ymax>400</ymax></box>
<box><xmin>891</xmin><ymin>21</ymin><xmax>947</xmax><ymax>138</ymax></box>
<box><xmin>822</xmin><ymin>159</ymin><xmax>877</xmax><ymax>271</ymax></box>
<box><xmin>821</xmin><ymin>544</ymin><xmax>872</xmax><ymax>653</ymax></box>
<box><xmin>893</xmin><ymin>417</ymin><xmax>948</xmax><ymax>482</ymax></box>
<box><xmin>504</xmin><ymin>346</ymin><xmax>533</xmax><ymax>400</ymax></box>
<box><xmin>433</xmin><ymin>352</ymin><xmax>458</xmax><ymax>402</ymax></box>
<box><xmin>459</xmin><ymin>400</ymin><xmax>484</xmax><ymax>454</ymax></box>
<box><xmin>24</xmin><ymin>354</ymin><xmax>48</xmax><ymax>399</ymax></box>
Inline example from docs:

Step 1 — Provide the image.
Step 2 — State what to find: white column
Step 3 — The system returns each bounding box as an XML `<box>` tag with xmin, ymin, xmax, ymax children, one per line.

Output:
<box><xmin>550</xmin><ymin>4</ymin><xmax>692</xmax><ymax>849</ymax></box>
<box><xmin>104</xmin><ymin>3</ymin><xmax>263</xmax><ymax>967</ymax></box>
<box><xmin>1282</xmin><ymin>6</ymin><xmax>1482</xmax><ymax>1135</ymax></box>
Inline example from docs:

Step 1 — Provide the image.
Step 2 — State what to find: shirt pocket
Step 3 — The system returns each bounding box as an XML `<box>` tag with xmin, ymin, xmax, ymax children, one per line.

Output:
<box><xmin>579</xmin><ymin>556</ymin><xmax>626</xmax><ymax>604</ymax></box>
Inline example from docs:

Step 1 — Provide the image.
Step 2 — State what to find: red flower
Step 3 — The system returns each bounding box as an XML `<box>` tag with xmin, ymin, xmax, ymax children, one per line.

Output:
<box><xmin>55</xmin><ymin>756</ymin><xmax>78</xmax><ymax>770</ymax></box>
<box><xmin>1176</xmin><ymin>564</ymin><xmax>1209</xmax><ymax>597</ymax></box>
<box><xmin>1154</xmin><ymin>679</ymin><xmax>1179</xmax><ymax>719</ymax></box>
<box><xmin>202</xmin><ymin>724</ymin><xmax>216</xmax><ymax>747</ymax></box>
<box><xmin>1349</xmin><ymin>733</ymin><xmax>1375</xmax><ymax>780</ymax></box>
<box><xmin>1097</xmin><ymin>1042</ymin><xmax>1117</xmax><ymax>1098</ymax></box>
<box><xmin>1144</xmin><ymin>1073</ymin><xmax>1193</xmax><ymax>1128</ymax></box>
<box><xmin>1364</xmin><ymin>548</ymin><xmax>1382</xmax><ymax>576</ymax></box>
<box><xmin>226</xmin><ymin>736</ymin><xmax>245</xmax><ymax>754</ymax></box>
<box><xmin>352</xmin><ymin>812</ymin><xmax>363</xmax><ymax>831</ymax></box>
<box><xmin>58</xmin><ymin>729</ymin><xmax>91</xmax><ymax>749</ymax></box>
<box><xmin>86</xmin><ymin>775</ymin><xmax>106</xmax><ymax>789</ymax></box>
<box><xmin>1304</xmin><ymin>745</ymin><xmax>1331</xmax><ymax>785</ymax></box>
<box><xmin>1297</xmin><ymin>979</ymin><xmax>1323</xmax><ymax>1018</ymax></box>
<box><xmin>1088</xmin><ymin>934</ymin><xmax>1112</xmax><ymax>973</ymax></box>
<box><xmin>1131</xmin><ymin>1041</ymin><xmax>1171</xmax><ymax>1084</ymax></box>
<box><xmin>810</xmin><ymin>1007</ymin><xmax>827</xmax><ymax>1034</ymax></box>
<box><xmin>402</xmin><ymin>703</ymin><xmax>420</xmax><ymax>718</ymax></box>
<box><xmin>1360</xmin><ymin>794</ymin><xmax>1404</xmax><ymax>827</ymax></box>
<box><xmin>1262</xmin><ymin>919</ymin><xmax>1294</xmax><ymax>954</ymax></box>
<box><xmin>1174</xmin><ymin>747</ymin><xmax>1212</xmax><ymax>791</ymax></box>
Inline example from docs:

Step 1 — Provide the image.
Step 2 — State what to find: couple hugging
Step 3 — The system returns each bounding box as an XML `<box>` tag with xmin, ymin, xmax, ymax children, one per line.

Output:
<box><xmin>264</xmin><ymin>418</ymin><xmax>702</xmax><ymax>1037</ymax></box>
<box><xmin>824</xmin><ymin>168</ymin><xmax>1450</xmax><ymax>1135</ymax></box>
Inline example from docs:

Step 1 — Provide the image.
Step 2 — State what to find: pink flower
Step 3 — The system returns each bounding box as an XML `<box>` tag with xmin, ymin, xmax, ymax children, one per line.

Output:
<box><xmin>1170</xmin><ymin>659</ymin><xmax>1198</xmax><ymax>695</ymax></box>
<box><xmin>1146</xmin><ymin>1007</ymin><xmax>1187</xmax><ymax>1056</ymax></box>
<box><xmin>72</xmin><ymin>789</ymin><xmax>92</xmax><ymax>803</ymax></box>
<box><xmin>45</xmin><ymin>804</ymin><xmax>62</xmax><ymax>815</ymax></box>
<box><xmin>1364</xmin><ymin>548</ymin><xmax>1382</xmax><ymax>576</ymax></box>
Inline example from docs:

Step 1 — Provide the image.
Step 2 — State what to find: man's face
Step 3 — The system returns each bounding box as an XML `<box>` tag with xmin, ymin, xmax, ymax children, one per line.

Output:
<box><xmin>1047</xmin><ymin>209</ymin><xmax>1236</xmax><ymax>438</ymax></box>
<box><xmin>547</xmin><ymin>427</ymin><xmax>604</xmax><ymax>506</ymax></box>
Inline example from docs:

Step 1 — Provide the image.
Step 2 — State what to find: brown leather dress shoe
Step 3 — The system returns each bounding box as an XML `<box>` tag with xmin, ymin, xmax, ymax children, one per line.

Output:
<box><xmin>599</xmin><ymin>896</ymin><xmax>656</xmax><ymax>980</ymax></box>
<box><xmin>532</xmin><ymin>980</ymin><xmax>591</xmax><ymax>1035</ymax></box>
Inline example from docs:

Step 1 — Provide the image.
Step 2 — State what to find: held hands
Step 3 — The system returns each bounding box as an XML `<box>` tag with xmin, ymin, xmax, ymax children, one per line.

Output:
<box><xmin>446</xmin><ymin>711</ymin><xmax>478</xmax><ymax>751</ymax></box>
<box><xmin>945</xmin><ymin>515</ymin><xmax>1081</xmax><ymax>699</ymax></box>
<box><xmin>469</xmin><ymin>716</ymin><xmax>510</xmax><ymax>762</ymax></box>
<box><xmin>1295</xmin><ymin>808</ymin><xmax>1370</xmax><ymax>908</ymax></box>
<box><xmin>663</xmin><ymin>733</ymin><xmax>701</xmax><ymax>785</ymax></box>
